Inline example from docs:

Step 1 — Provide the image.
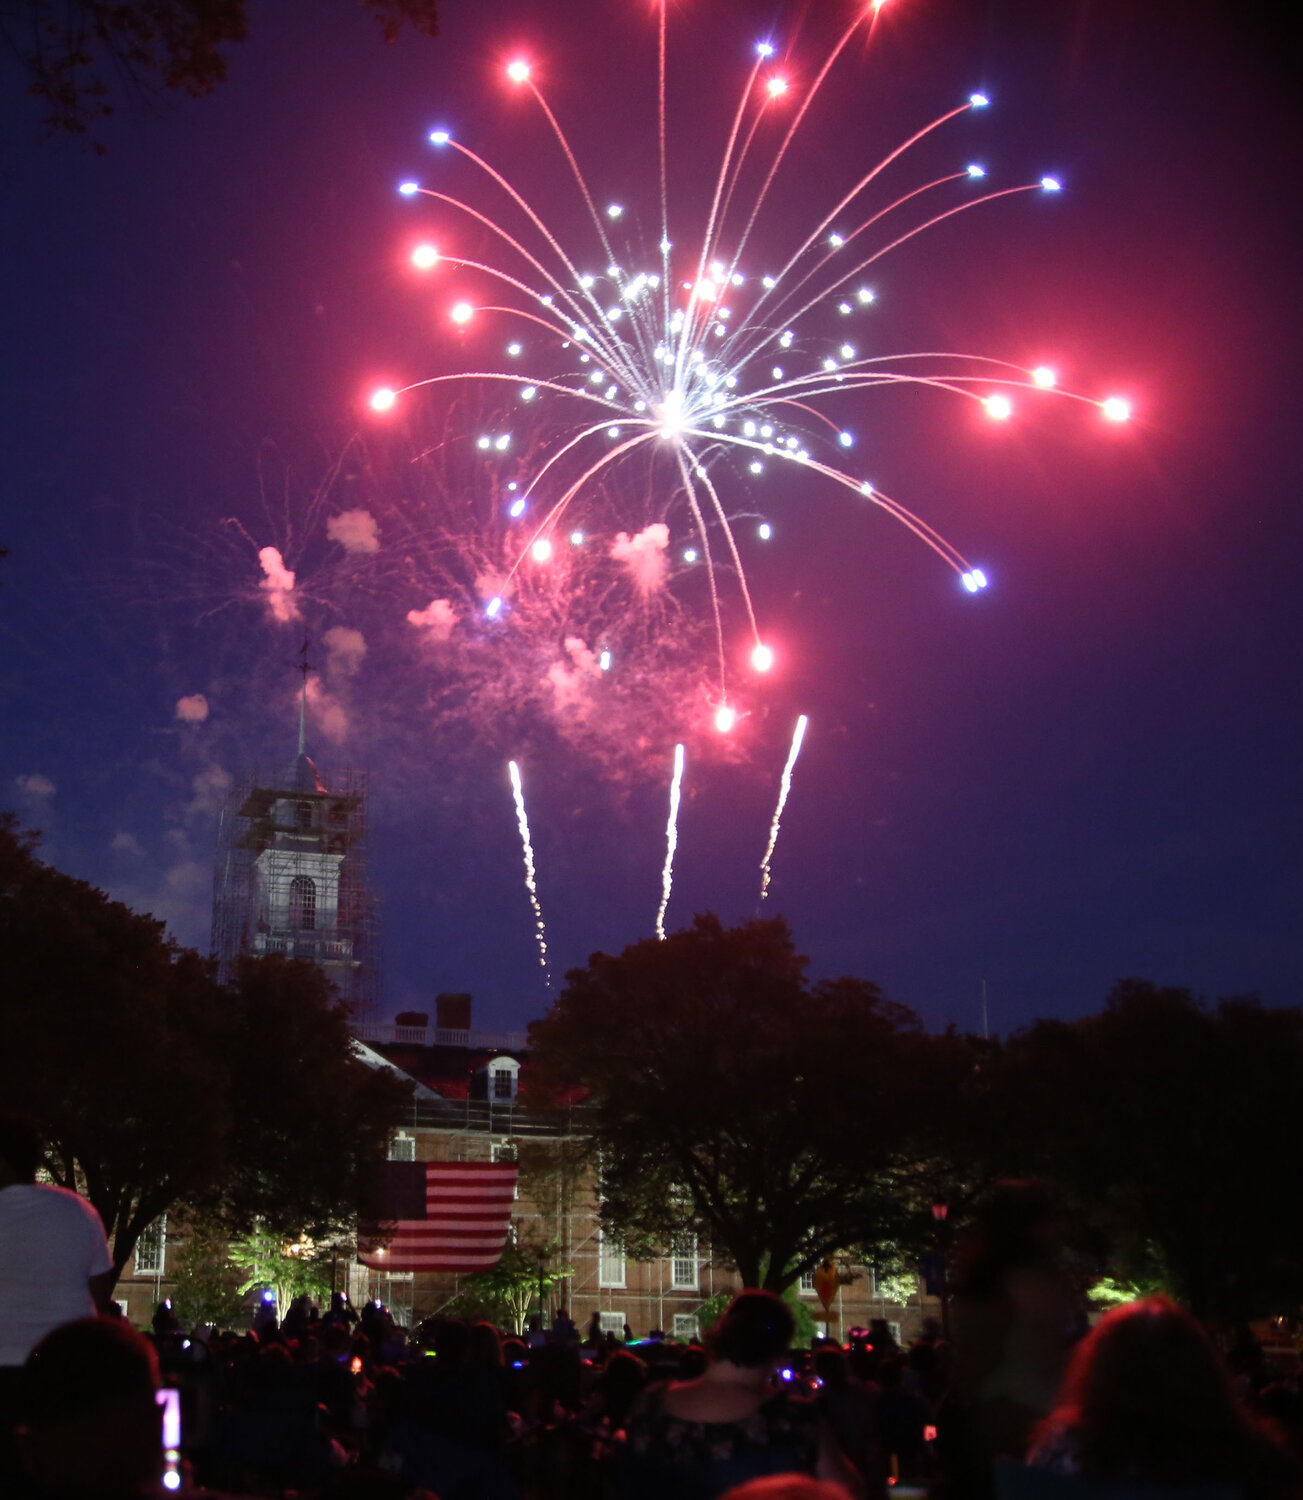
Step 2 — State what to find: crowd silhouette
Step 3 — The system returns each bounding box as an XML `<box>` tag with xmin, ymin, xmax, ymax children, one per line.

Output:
<box><xmin>3</xmin><ymin>1114</ymin><xmax>1301</xmax><ymax>1500</ymax></box>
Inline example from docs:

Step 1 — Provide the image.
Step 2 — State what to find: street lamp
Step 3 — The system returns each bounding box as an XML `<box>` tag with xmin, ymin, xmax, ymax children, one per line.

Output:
<box><xmin>930</xmin><ymin>1199</ymin><xmax>950</xmax><ymax>1338</ymax></box>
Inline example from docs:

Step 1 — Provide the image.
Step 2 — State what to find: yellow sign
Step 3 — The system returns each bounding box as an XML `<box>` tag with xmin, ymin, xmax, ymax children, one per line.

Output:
<box><xmin>812</xmin><ymin>1257</ymin><xmax>838</xmax><ymax>1312</ymax></box>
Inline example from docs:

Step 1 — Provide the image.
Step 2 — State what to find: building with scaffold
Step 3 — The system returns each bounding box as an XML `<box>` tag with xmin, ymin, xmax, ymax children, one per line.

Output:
<box><xmin>210</xmin><ymin>696</ymin><xmax>380</xmax><ymax>1025</ymax></box>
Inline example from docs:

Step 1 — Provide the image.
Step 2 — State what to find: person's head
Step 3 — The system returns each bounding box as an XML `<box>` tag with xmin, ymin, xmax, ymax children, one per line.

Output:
<box><xmin>467</xmin><ymin>1320</ymin><xmax>504</xmax><ymax>1369</ymax></box>
<box><xmin>1048</xmin><ymin>1295</ymin><xmax>1272</xmax><ymax>1484</ymax></box>
<box><xmin>19</xmin><ymin>1318</ymin><xmax>161</xmax><ymax>1496</ymax></box>
<box><xmin>707</xmin><ymin>1290</ymin><xmax>794</xmax><ymax>1370</ymax></box>
<box><xmin>718</xmin><ymin>1478</ymin><xmax>850</xmax><ymax>1500</ymax></box>
<box><xmin>812</xmin><ymin>1345</ymin><xmax>848</xmax><ymax>1390</ymax></box>
<box><xmin>600</xmin><ymin>1348</ymin><xmax>647</xmax><ymax>1426</ymax></box>
<box><xmin>952</xmin><ymin>1178</ymin><xmax>1061</xmax><ymax>1298</ymax></box>
<box><xmin>0</xmin><ymin>1111</ymin><xmax>42</xmax><ymax>1185</ymax></box>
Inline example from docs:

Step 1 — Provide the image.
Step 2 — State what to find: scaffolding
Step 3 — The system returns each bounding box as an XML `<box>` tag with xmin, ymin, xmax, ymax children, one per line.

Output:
<box><xmin>211</xmin><ymin>754</ymin><xmax>381</xmax><ymax>1024</ymax></box>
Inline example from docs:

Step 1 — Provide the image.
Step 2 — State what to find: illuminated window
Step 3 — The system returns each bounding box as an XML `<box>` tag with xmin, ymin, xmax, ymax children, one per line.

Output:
<box><xmin>670</xmin><ymin>1233</ymin><xmax>698</xmax><ymax>1289</ymax></box>
<box><xmin>288</xmin><ymin>876</ymin><xmax>317</xmax><ymax>930</ymax></box>
<box><xmin>598</xmin><ymin>1232</ymin><xmax>626</xmax><ymax>1288</ymax></box>
<box><xmin>599</xmin><ymin>1311</ymin><xmax>626</xmax><ymax>1334</ymax></box>
<box><xmin>134</xmin><ymin>1216</ymin><xmax>167</xmax><ymax>1276</ymax></box>
<box><xmin>799</xmin><ymin>1270</ymin><xmax>817</xmax><ymax>1294</ymax></box>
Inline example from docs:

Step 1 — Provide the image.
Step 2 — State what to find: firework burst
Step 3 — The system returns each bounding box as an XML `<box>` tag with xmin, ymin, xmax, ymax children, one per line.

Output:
<box><xmin>369</xmin><ymin>3</ymin><xmax>1132</xmax><ymax>740</ymax></box>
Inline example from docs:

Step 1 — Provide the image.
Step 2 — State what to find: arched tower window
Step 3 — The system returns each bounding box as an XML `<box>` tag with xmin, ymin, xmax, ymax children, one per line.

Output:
<box><xmin>288</xmin><ymin>875</ymin><xmax>317</xmax><ymax>930</ymax></box>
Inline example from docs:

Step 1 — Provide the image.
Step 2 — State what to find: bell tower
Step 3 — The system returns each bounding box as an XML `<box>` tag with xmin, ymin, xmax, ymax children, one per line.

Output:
<box><xmin>211</xmin><ymin>644</ymin><xmax>379</xmax><ymax>1023</ymax></box>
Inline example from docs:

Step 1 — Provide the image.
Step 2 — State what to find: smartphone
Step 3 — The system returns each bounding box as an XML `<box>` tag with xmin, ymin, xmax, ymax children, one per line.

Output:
<box><xmin>156</xmin><ymin>1387</ymin><xmax>182</xmax><ymax>1491</ymax></box>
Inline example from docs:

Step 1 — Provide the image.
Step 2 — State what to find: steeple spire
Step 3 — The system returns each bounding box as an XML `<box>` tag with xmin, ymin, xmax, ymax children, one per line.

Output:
<box><xmin>297</xmin><ymin>635</ymin><xmax>310</xmax><ymax>757</ymax></box>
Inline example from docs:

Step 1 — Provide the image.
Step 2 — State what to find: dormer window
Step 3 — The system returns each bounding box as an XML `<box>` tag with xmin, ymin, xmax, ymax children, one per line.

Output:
<box><xmin>485</xmin><ymin>1055</ymin><xmax>520</xmax><ymax>1104</ymax></box>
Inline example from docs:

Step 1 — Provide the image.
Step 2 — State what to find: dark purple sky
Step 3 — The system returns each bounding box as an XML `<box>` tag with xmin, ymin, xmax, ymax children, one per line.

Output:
<box><xmin>1</xmin><ymin>0</ymin><xmax>1298</xmax><ymax>1036</ymax></box>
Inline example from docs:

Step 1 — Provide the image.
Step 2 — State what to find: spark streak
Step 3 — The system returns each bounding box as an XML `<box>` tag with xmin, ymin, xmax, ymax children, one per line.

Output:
<box><xmin>656</xmin><ymin>742</ymin><xmax>686</xmax><ymax>940</ymax></box>
<box><xmin>759</xmin><ymin>714</ymin><xmax>809</xmax><ymax>901</ymax></box>
<box><xmin>508</xmin><ymin>759</ymin><xmax>550</xmax><ymax>983</ymax></box>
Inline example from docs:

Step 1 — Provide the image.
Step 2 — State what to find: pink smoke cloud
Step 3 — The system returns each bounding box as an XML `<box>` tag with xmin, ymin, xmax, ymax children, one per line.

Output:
<box><xmin>175</xmin><ymin>694</ymin><xmax>209</xmax><ymax>723</ymax></box>
<box><xmin>326</xmin><ymin>509</ymin><xmax>381</xmax><ymax>555</ymax></box>
<box><xmin>258</xmin><ymin>546</ymin><xmax>299</xmax><ymax>624</ymax></box>
<box><xmin>545</xmin><ymin>636</ymin><xmax>602</xmax><ymax>714</ymax></box>
<box><xmin>407</xmin><ymin>598</ymin><xmax>458</xmax><ymax>642</ymax></box>
<box><xmin>610</xmin><ymin>523</ymin><xmax>669</xmax><ymax>594</ymax></box>
<box><xmin>323</xmin><ymin>625</ymin><xmax>366</xmax><ymax>680</ymax></box>
<box><xmin>306</xmin><ymin>675</ymin><xmax>348</xmax><ymax>744</ymax></box>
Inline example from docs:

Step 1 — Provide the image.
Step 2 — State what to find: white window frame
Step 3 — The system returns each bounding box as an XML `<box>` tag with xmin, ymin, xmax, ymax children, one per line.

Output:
<box><xmin>492</xmin><ymin>1141</ymin><xmax>519</xmax><ymax>1197</ymax></box>
<box><xmin>799</xmin><ymin>1269</ymin><xmax>817</xmax><ymax>1295</ymax></box>
<box><xmin>485</xmin><ymin>1055</ymin><xmax>520</xmax><ymax>1104</ymax></box>
<box><xmin>598</xmin><ymin>1311</ymin><xmax>626</xmax><ymax>1334</ymax></box>
<box><xmin>598</xmin><ymin>1231</ymin><xmax>627</xmax><ymax>1288</ymax></box>
<box><xmin>134</xmin><ymin>1215</ymin><xmax>167</xmax><ymax>1276</ymax></box>
<box><xmin>388</xmin><ymin>1134</ymin><xmax>416</xmax><ymax>1162</ymax></box>
<box><xmin>670</xmin><ymin>1232</ymin><xmax>698</xmax><ymax>1290</ymax></box>
<box><xmin>672</xmin><ymin>1313</ymin><xmax>699</xmax><ymax>1341</ymax></box>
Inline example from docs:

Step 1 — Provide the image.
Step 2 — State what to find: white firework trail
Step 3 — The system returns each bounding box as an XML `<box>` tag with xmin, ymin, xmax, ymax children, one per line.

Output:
<box><xmin>759</xmin><ymin>713</ymin><xmax>809</xmax><ymax>901</ymax></box>
<box><xmin>656</xmin><ymin>741</ymin><xmax>686</xmax><ymax>940</ymax></box>
<box><xmin>508</xmin><ymin>759</ymin><xmax>551</xmax><ymax>984</ymax></box>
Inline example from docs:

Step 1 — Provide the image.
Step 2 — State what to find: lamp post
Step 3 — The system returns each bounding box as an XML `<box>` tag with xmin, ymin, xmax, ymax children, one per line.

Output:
<box><xmin>931</xmin><ymin>1199</ymin><xmax>950</xmax><ymax>1340</ymax></box>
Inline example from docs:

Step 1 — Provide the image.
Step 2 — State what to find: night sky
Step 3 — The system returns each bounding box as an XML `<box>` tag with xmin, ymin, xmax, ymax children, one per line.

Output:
<box><xmin>2</xmin><ymin>0</ymin><xmax>1298</xmax><ymax>1037</ymax></box>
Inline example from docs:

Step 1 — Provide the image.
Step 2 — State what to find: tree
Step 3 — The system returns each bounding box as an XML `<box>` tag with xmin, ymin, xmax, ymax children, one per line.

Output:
<box><xmin>442</xmin><ymin>1225</ymin><xmax>573</xmax><ymax>1334</ymax></box>
<box><xmin>214</xmin><ymin>952</ymin><xmax>414</xmax><ymax>1239</ymax></box>
<box><xmin>228</xmin><ymin>1223</ymin><xmax>335</xmax><ymax>1322</ymax></box>
<box><xmin>169</xmin><ymin>1213</ymin><xmax>247</xmax><ymax>1329</ymax></box>
<box><xmin>2</xmin><ymin>814</ymin><xmax>231</xmax><ymax>1275</ymax></box>
<box><xmin>995</xmin><ymin>980</ymin><xmax>1303</xmax><ymax>1322</ymax></box>
<box><xmin>0</xmin><ymin>815</ymin><xmax>411</xmax><ymax>1281</ymax></box>
<box><xmin>1</xmin><ymin>0</ymin><xmax>440</xmax><ymax>144</ymax></box>
<box><xmin>528</xmin><ymin>913</ymin><xmax>932</xmax><ymax>1292</ymax></box>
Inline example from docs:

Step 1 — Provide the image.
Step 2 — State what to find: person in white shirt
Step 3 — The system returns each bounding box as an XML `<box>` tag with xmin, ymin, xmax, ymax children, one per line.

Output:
<box><xmin>0</xmin><ymin>1114</ymin><xmax>116</xmax><ymax>1369</ymax></box>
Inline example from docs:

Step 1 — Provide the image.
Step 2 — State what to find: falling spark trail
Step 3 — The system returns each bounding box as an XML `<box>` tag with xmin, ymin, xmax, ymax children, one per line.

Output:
<box><xmin>759</xmin><ymin>714</ymin><xmax>809</xmax><ymax>901</ymax></box>
<box><xmin>656</xmin><ymin>743</ymin><xmax>686</xmax><ymax>940</ymax></box>
<box><xmin>508</xmin><ymin>759</ymin><xmax>551</xmax><ymax>985</ymax></box>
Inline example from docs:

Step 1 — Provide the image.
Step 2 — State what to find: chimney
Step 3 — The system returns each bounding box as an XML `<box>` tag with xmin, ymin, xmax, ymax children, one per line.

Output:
<box><xmin>436</xmin><ymin>992</ymin><xmax>472</xmax><ymax>1032</ymax></box>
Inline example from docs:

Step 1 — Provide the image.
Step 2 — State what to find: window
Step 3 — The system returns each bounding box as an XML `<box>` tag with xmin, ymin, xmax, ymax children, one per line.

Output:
<box><xmin>492</xmin><ymin>1141</ymin><xmax>519</xmax><ymax>1197</ymax></box>
<box><xmin>288</xmin><ymin>875</ymin><xmax>316</xmax><ymax>930</ymax></box>
<box><xmin>485</xmin><ymin>1056</ymin><xmax>520</xmax><ymax>1104</ymax></box>
<box><xmin>799</xmin><ymin>1270</ymin><xmax>817</xmax><ymax>1294</ymax></box>
<box><xmin>598</xmin><ymin>1232</ymin><xmax>626</xmax><ymax>1288</ymax></box>
<box><xmin>295</xmin><ymin>801</ymin><xmax>313</xmax><ymax>830</ymax></box>
<box><xmin>599</xmin><ymin>1311</ymin><xmax>626</xmax><ymax>1335</ymax></box>
<box><xmin>670</xmin><ymin>1233</ymin><xmax>698</xmax><ymax>1289</ymax></box>
<box><xmin>388</xmin><ymin>1135</ymin><xmax>416</xmax><ymax>1162</ymax></box>
<box><xmin>134</xmin><ymin>1215</ymin><xmax>167</xmax><ymax>1276</ymax></box>
<box><xmin>672</xmin><ymin>1313</ymin><xmax>699</xmax><ymax>1341</ymax></box>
